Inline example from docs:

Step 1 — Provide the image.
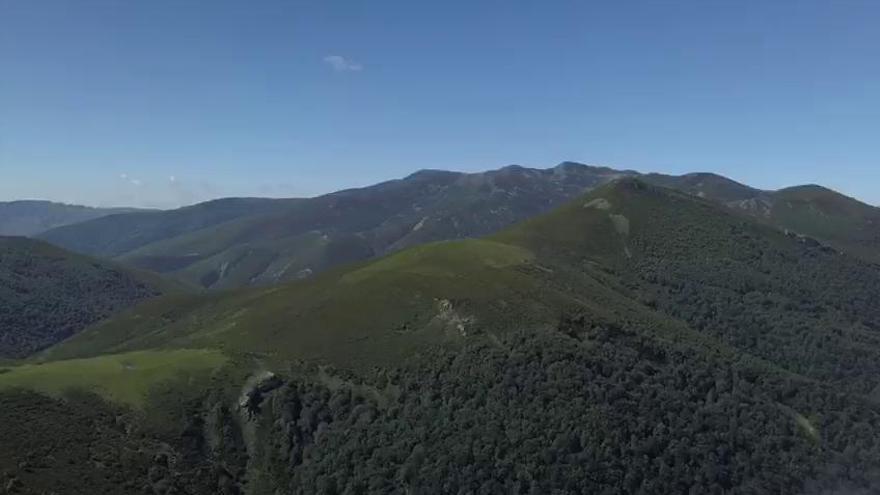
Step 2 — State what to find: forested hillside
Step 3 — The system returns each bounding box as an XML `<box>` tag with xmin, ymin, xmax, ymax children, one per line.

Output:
<box><xmin>0</xmin><ymin>237</ymin><xmax>178</xmax><ymax>358</ymax></box>
<box><xmin>5</xmin><ymin>179</ymin><xmax>877</xmax><ymax>494</ymax></box>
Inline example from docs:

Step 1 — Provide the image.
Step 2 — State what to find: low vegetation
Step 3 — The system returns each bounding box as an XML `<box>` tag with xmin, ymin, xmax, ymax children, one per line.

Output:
<box><xmin>0</xmin><ymin>349</ymin><xmax>227</xmax><ymax>407</ymax></box>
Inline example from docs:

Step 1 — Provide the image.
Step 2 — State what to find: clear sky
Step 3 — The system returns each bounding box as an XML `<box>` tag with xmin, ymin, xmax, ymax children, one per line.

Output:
<box><xmin>1</xmin><ymin>1</ymin><xmax>878</xmax><ymax>208</ymax></box>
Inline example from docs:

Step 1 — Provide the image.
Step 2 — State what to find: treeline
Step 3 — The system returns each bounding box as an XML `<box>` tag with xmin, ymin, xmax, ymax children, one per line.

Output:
<box><xmin>0</xmin><ymin>391</ymin><xmax>158</xmax><ymax>494</ymax></box>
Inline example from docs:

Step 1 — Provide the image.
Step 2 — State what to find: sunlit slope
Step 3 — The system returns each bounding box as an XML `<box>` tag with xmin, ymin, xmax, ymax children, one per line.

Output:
<box><xmin>43</xmin><ymin>179</ymin><xmax>880</xmax><ymax>394</ymax></box>
<box><xmin>43</xmin><ymin>226</ymin><xmax>690</xmax><ymax>372</ymax></box>
<box><xmin>43</xmin><ymin>240</ymin><xmax>550</xmax><ymax>367</ymax></box>
<box><xmin>766</xmin><ymin>185</ymin><xmax>880</xmax><ymax>263</ymax></box>
<box><xmin>0</xmin><ymin>349</ymin><xmax>227</xmax><ymax>408</ymax></box>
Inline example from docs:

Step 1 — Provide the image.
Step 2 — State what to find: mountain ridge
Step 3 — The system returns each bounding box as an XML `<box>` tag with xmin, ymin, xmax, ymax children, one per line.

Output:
<box><xmin>32</xmin><ymin>162</ymin><xmax>880</xmax><ymax>290</ymax></box>
<box><xmin>0</xmin><ymin>200</ymin><xmax>144</xmax><ymax>236</ymax></box>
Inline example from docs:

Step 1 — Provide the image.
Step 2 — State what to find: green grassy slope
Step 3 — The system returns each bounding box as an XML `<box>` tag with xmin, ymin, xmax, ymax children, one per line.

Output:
<box><xmin>766</xmin><ymin>185</ymin><xmax>880</xmax><ymax>263</ymax></box>
<box><xmin>0</xmin><ymin>349</ymin><xmax>227</xmax><ymax>408</ymax></box>
<box><xmin>43</xmin><ymin>239</ymin><xmax>557</xmax><ymax>369</ymax></box>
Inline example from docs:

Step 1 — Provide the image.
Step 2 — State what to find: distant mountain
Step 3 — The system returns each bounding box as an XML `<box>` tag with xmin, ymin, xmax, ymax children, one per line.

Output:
<box><xmin>27</xmin><ymin>179</ymin><xmax>880</xmax><ymax>493</ymax></box>
<box><xmin>642</xmin><ymin>171</ymin><xmax>762</xmax><ymax>202</ymax></box>
<box><xmin>761</xmin><ymin>185</ymin><xmax>880</xmax><ymax>263</ymax></box>
<box><xmin>0</xmin><ymin>200</ymin><xmax>141</xmax><ymax>236</ymax></box>
<box><xmin>0</xmin><ymin>236</ymin><xmax>184</xmax><ymax>358</ymax></box>
<box><xmin>41</xmin><ymin>163</ymin><xmax>631</xmax><ymax>289</ymax></box>
<box><xmin>38</xmin><ymin>197</ymin><xmax>299</xmax><ymax>257</ymax></box>
<box><xmin>36</xmin><ymin>162</ymin><xmax>880</xmax><ymax>290</ymax></box>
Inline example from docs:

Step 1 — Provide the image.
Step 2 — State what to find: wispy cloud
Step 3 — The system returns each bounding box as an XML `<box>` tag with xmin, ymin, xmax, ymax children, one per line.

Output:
<box><xmin>323</xmin><ymin>55</ymin><xmax>363</xmax><ymax>72</ymax></box>
<box><xmin>119</xmin><ymin>173</ymin><xmax>143</xmax><ymax>187</ymax></box>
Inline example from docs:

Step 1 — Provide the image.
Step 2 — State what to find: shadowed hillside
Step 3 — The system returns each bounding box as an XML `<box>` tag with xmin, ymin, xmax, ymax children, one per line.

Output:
<box><xmin>38</xmin><ymin>197</ymin><xmax>298</xmax><ymax>258</ymax></box>
<box><xmin>0</xmin><ymin>200</ymin><xmax>141</xmax><ymax>236</ymax></box>
<box><xmin>0</xmin><ymin>236</ymin><xmax>185</xmax><ymax>358</ymax></box>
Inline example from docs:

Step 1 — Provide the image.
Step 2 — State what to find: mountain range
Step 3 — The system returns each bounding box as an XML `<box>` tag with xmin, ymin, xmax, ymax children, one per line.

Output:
<box><xmin>32</xmin><ymin>162</ymin><xmax>880</xmax><ymax>292</ymax></box>
<box><xmin>0</xmin><ymin>200</ymin><xmax>142</xmax><ymax>236</ymax></box>
<box><xmin>1</xmin><ymin>177</ymin><xmax>878</xmax><ymax>493</ymax></box>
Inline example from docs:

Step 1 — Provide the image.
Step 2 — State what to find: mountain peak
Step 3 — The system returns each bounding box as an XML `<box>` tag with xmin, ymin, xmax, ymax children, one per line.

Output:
<box><xmin>600</xmin><ymin>176</ymin><xmax>656</xmax><ymax>194</ymax></box>
<box><xmin>777</xmin><ymin>184</ymin><xmax>835</xmax><ymax>196</ymax></box>
<box><xmin>552</xmin><ymin>161</ymin><xmax>591</xmax><ymax>175</ymax></box>
<box><xmin>404</xmin><ymin>169</ymin><xmax>462</xmax><ymax>181</ymax></box>
<box><xmin>494</xmin><ymin>164</ymin><xmax>538</xmax><ymax>176</ymax></box>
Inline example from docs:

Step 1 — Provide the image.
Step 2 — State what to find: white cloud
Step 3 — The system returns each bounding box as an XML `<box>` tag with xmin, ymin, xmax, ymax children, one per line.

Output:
<box><xmin>169</xmin><ymin>175</ymin><xmax>176</xmax><ymax>183</ymax></box>
<box><xmin>323</xmin><ymin>55</ymin><xmax>363</xmax><ymax>72</ymax></box>
<box><xmin>118</xmin><ymin>173</ymin><xmax>143</xmax><ymax>186</ymax></box>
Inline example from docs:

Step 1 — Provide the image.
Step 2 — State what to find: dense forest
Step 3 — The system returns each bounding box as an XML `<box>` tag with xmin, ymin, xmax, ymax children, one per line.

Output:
<box><xmin>249</xmin><ymin>325</ymin><xmax>879</xmax><ymax>494</ymax></box>
<box><xmin>0</xmin><ymin>237</ymin><xmax>164</xmax><ymax>358</ymax></box>
<box><xmin>617</xmin><ymin>184</ymin><xmax>880</xmax><ymax>397</ymax></box>
<box><xmin>7</xmin><ymin>318</ymin><xmax>877</xmax><ymax>495</ymax></box>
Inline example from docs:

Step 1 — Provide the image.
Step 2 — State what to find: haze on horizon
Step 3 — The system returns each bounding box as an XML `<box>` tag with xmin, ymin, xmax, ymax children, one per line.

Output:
<box><xmin>1</xmin><ymin>0</ymin><xmax>878</xmax><ymax>208</ymax></box>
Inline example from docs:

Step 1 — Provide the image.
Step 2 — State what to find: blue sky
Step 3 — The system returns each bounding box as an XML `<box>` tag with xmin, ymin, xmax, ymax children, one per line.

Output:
<box><xmin>1</xmin><ymin>1</ymin><xmax>878</xmax><ymax>207</ymax></box>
